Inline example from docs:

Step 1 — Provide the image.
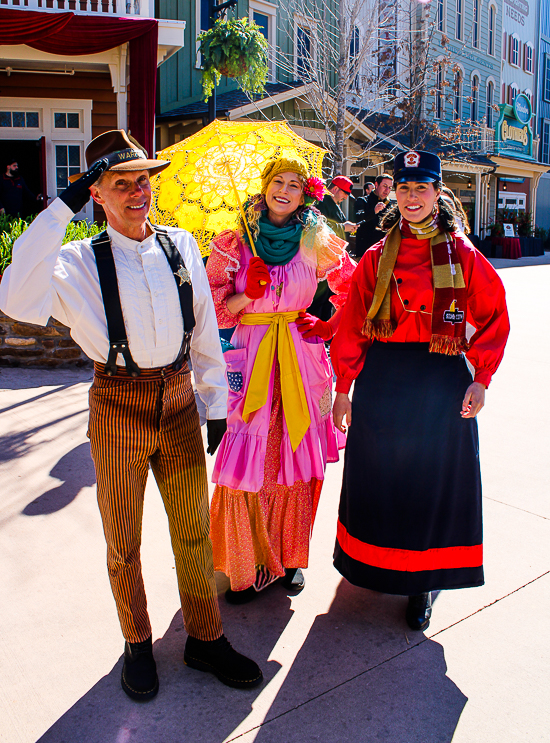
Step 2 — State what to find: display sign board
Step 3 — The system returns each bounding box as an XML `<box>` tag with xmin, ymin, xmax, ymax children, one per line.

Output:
<box><xmin>495</xmin><ymin>94</ymin><xmax>534</xmax><ymax>160</ymax></box>
<box><xmin>503</xmin><ymin>223</ymin><xmax>516</xmax><ymax>237</ymax></box>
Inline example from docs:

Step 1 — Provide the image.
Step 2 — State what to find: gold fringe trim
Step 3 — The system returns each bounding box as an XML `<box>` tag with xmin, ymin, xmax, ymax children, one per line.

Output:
<box><xmin>429</xmin><ymin>335</ymin><xmax>470</xmax><ymax>356</ymax></box>
<box><xmin>361</xmin><ymin>318</ymin><xmax>396</xmax><ymax>339</ymax></box>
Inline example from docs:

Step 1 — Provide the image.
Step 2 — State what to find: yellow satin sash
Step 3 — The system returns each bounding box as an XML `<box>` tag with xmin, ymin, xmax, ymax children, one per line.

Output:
<box><xmin>240</xmin><ymin>310</ymin><xmax>310</xmax><ymax>452</ymax></box>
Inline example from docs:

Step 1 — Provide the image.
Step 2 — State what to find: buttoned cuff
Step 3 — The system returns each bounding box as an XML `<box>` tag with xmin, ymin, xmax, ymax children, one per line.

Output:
<box><xmin>206</xmin><ymin>404</ymin><xmax>227</xmax><ymax>420</ymax></box>
<box><xmin>335</xmin><ymin>378</ymin><xmax>353</xmax><ymax>394</ymax></box>
<box><xmin>474</xmin><ymin>369</ymin><xmax>491</xmax><ymax>388</ymax></box>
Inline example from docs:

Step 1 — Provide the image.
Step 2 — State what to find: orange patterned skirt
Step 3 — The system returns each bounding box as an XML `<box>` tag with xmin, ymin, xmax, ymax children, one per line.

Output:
<box><xmin>210</xmin><ymin>367</ymin><xmax>322</xmax><ymax>592</ymax></box>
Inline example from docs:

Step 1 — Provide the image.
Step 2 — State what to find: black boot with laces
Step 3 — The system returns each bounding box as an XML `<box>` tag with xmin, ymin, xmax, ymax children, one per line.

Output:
<box><xmin>121</xmin><ymin>636</ymin><xmax>159</xmax><ymax>701</ymax></box>
<box><xmin>184</xmin><ymin>634</ymin><xmax>263</xmax><ymax>689</ymax></box>
<box><xmin>406</xmin><ymin>592</ymin><xmax>433</xmax><ymax>631</ymax></box>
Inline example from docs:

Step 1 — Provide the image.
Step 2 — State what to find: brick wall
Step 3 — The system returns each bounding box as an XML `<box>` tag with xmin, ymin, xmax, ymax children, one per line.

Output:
<box><xmin>0</xmin><ymin>311</ymin><xmax>91</xmax><ymax>368</ymax></box>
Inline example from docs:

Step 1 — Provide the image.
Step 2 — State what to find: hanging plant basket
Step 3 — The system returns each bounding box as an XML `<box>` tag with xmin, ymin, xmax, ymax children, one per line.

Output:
<box><xmin>198</xmin><ymin>17</ymin><xmax>269</xmax><ymax>102</ymax></box>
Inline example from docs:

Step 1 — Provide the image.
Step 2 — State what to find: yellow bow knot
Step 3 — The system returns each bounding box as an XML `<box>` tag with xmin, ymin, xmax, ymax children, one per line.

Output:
<box><xmin>240</xmin><ymin>311</ymin><xmax>310</xmax><ymax>452</ymax></box>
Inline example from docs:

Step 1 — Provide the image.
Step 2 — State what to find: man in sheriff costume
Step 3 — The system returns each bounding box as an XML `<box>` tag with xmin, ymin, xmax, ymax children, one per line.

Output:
<box><xmin>0</xmin><ymin>130</ymin><xmax>263</xmax><ymax>700</ymax></box>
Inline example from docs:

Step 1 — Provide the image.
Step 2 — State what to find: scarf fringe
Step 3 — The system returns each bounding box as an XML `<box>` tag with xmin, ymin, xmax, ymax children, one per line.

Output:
<box><xmin>361</xmin><ymin>318</ymin><xmax>396</xmax><ymax>339</ymax></box>
<box><xmin>429</xmin><ymin>334</ymin><xmax>470</xmax><ymax>356</ymax></box>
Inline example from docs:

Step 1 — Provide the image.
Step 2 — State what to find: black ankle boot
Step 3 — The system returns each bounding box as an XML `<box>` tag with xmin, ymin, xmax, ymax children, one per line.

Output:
<box><xmin>121</xmin><ymin>636</ymin><xmax>159</xmax><ymax>701</ymax></box>
<box><xmin>406</xmin><ymin>592</ymin><xmax>432</xmax><ymax>631</ymax></box>
<box><xmin>225</xmin><ymin>586</ymin><xmax>258</xmax><ymax>604</ymax></box>
<box><xmin>280</xmin><ymin>568</ymin><xmax>305</xmax><ymax>592</ymax></box>
<box><xmin>184</xmin><ymin>634</ymin><xmax>263</xmax><ymax>689</ymax></box>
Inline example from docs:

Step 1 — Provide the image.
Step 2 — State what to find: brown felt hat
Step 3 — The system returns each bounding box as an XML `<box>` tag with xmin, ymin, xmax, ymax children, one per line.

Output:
<box><xmin>68</xmin><ymin>129</ymin><xmax>169</xmax><ymax>183</ymax></box>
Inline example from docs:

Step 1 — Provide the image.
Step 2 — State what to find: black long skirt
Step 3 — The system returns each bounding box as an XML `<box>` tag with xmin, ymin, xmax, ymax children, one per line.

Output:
<box><xmin>334</xmin><ymin>341</ymin><xmax>484</xmax><ymax>595</ymax></box>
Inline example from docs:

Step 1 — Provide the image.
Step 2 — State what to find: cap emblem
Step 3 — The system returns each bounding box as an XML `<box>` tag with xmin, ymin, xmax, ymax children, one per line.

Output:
<box><xmin>404</xmin><ymin>151</ymin><xmax>421</xmax><ymax>168</ymax></box>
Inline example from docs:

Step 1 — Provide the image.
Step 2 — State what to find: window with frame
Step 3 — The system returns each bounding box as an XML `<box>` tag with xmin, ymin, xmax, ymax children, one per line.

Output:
<box><xmin>378</xmin><ymin>1</ymin><xmax>398</xmax><ymax>97</ymax></box>
<box><xmin>437</xmin><ymin>0</ymin><xmax>445</xmax><ymax>31</ymax></box>
<box><xmin>524</xmin><ymin>44</ymin><xmax>533</xmax><ymax>73</ymax></box>
<box><xmin>511</xmin><ymin>36</ymin><xmax>520</xmax><ymax>67</ymax></box>
<box><xmin>486</xmin><ymin>81</ymin><xmax>494</xmax><ymax>128</ymax></box>
<box><xmin>472</xmin><ymin>0</ymin><xmax>479</xmax><ymax>48</ymax></box>
<box><xmin>541</xmin><ymin>120</ymin><xmax>550</xmax><ymax>164</ymax></box>
<box><xmin>296</xmin><ymin>25</ymin><xmax>313</xmax><ymax>78</ymax></box>
<box><xmin>54</xmin><ymin>112</ymin><xmax>80</xmax><ymax>130</ymax></box>
<box><xmin>435</xmin><ymin>63</ymin><xmax>444</xmax><ymax>119</ymax></box>
<box><xmin>456</xmin><ymin>0</ymin><xmax>463</xmax><ymax>40</ymax></box>
<box><xmin>0</xmin><ymin>111</ymin><xmax>39</xmax><ymax>128</ymax></box>
<box><xmin>545</xmin><ymin>55</ymin><xmax>550</xmax><ymax>102</ymax></box>
<box><xmin>470</xmin><ymin>76</ymin><xmax>479</xmax><ymax>121</ymax></box>
<box><xmin>453</xmin><ymin>70</ymin><xmax>463</xmax><ymax>121</ymax></box>
<box><xmin>56</xmin><ymin>144</ymin><xmax>81</xmax><ymax>196</ymax></box>
<box><xmin>488</xmin><ymin>5</ymin><xmax>496</xmax><ymax>56</ymax></box>
<box><xmin>509</xmin><ymin>84</ymin><xmax>519</xmax><ymax>105</ymax></box>
<box><xmin>349</xmin><ymin>25</ymin><xmax>361</xmax><ymax>92</ymax></box>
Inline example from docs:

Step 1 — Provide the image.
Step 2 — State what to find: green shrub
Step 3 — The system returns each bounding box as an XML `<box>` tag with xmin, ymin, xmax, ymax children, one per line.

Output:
<box><xmin>0</xmin><ymin>214</ymin><xmax>105</xmax><ymax>275</ymax></box>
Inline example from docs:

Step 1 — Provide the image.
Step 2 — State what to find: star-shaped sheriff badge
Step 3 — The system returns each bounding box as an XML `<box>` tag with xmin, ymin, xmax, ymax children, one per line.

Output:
<box><xmin>174</xmin><ymin>266</ymin><xmax>192</xmax><ymax>286</ymax></box>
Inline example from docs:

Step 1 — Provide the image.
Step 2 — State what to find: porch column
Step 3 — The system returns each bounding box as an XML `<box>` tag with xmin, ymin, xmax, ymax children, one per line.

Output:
<box><xmin>109</xmin><ymin>45</ymin><xmax>128</xmax><ymax>132</ymax></box>
<box><xmin>474</xmin><ymin>171</ymin><xmax>481</xmax><ymax>236</ymax></box>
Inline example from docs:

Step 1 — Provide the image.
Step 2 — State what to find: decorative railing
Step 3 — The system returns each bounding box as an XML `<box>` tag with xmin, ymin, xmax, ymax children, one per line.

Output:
<box><xmin>0</xmin><ymin>0</ymin><xmax>153</xmax><ymax>17</ymax></box>
<box><xmin>461</xmin><ymin>125</ymin><xmax>495</xmax><ymax>154</ymax></box>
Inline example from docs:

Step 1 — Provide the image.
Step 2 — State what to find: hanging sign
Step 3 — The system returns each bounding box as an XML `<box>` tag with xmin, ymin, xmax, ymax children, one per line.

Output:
<box><xmin>495</xmin><ymin>94</ymin><xmax>533</xmax><ymax>160</ymax></box>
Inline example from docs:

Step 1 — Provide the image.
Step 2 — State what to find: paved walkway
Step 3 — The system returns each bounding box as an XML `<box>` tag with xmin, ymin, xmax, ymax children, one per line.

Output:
<box><xmin>1</xmin><ymin>257</ymin><xmax>549</xmax><ymax>743</ymax></box>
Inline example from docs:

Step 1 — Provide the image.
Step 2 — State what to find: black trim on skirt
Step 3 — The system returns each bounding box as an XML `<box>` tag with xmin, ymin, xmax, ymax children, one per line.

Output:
<box><xmin>334</xmin><ymin>341</ymin><xmax>484</xmax><ymax>595</ymax></box>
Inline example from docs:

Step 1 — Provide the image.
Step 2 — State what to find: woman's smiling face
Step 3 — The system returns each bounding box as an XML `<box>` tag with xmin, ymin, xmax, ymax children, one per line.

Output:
<box><xmin>265</xmin><ymin>171</ymin><xmax>305</xmax><ymax>224</ymax></box>
<box><xmin>395</xmin><ymin>181</ymin><xmax>440</xmax><ymax>223</ymax></box>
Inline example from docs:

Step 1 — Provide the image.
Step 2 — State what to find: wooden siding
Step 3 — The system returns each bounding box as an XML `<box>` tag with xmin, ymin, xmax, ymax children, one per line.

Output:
<box><xmin>0</xmin><ymin>70</ymin><xmax>117</xmax><ymax>139</ymax></box>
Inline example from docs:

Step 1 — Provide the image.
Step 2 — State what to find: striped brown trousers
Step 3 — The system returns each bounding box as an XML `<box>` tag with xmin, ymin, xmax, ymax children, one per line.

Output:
<box><xmin>87</xmin><ymin>362</ymin><xmax>223</xmax><ymax>643</ymax></box>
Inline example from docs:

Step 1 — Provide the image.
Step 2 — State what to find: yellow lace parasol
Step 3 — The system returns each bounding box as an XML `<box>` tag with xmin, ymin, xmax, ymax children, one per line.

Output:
<box><xmin>149</xmin><ymin>120</ymin><xmax>326</xmax><ymax>257</ymax></box>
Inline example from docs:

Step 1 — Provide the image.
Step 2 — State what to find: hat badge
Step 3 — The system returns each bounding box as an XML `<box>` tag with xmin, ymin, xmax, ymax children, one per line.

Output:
<box><xmin>404</xmin><ymin>151</ymin><xmax>420</xmax><ymax>168</ymax></box>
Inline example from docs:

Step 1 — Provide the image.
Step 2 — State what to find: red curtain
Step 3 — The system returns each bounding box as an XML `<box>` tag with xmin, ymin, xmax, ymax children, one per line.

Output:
<box><xmin>0</xmin><ymin>9</ymin><xmax>158</xmax><ymax>157</ymax></box>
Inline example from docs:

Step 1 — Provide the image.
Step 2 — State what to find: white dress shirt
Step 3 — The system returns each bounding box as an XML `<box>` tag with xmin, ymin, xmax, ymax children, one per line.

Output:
<box><xmin>0</xmin><ymin>198</ymin><xmax>227</xmax><ymax>419</ymax></box>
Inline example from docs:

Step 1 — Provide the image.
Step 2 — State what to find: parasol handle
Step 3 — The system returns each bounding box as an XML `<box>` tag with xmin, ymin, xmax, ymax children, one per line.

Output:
<box><xmin>220</xmin><ymin>154</ymin><xmax>267</xmax><ymax>285</ymax></box>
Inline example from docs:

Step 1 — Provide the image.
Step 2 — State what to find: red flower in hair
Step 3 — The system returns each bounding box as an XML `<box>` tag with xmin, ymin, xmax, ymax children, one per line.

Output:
<box><xmin>304</xmin><ymin>177</ymin><xmax>326</xmax><ymax>202</ymax></box>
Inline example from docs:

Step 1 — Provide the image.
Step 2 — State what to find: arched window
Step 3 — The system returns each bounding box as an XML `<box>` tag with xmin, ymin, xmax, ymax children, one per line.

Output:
<box><xmin>488</xmin><ymin>5</ymin><xmax>496</xmax><ymax>56</ymax></box>
<box><xmin>524</xmin><ymin>43</ymin><xmax>534</xmax><ymax>73</ymax></box>
<box><xmin>524</xmin><ymin>89</ymin><xmax>533</xmax><ymax>104</ymax></box>
<box><xmin>511</xmin><ymin>35</ymin><xmax>520</xmax><ymax>67</ymax></box>
<box><xmin>472</xmin><ymin>0</ymin><xmax>479</xmax><ymax>48</ymax></box>
<box><xmin>471</xmin><ymin>75</ymin><xmax>479</xmax><ymax>121</ymax></box>
<box><xmin>486</xmin><ymin>81</ymin><xmax>494</xmax><ymax>128</ymax></box>
<box><xmin>509</xmin><ymin>83</ymin><xmax>519</xmax><ymax>105</ymax></box>
<box><xmin>453</xmin><ymin>69</ymin><xmax>463</xmax><ymax>121</ymax></box>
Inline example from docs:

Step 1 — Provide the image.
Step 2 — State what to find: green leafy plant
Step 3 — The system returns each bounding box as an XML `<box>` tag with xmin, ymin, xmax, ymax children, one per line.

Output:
<box><xmin>198</xmin><ymin>17</ymin><xmax>269</xmax><ymax>101</ymax></box>
<box><xmin>0</xmin><ymin>213</ymin><xmax>105</xmax><ymax>276</ymax></box>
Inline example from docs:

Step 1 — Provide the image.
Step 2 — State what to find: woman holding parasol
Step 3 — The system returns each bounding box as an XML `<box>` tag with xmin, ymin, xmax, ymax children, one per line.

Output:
<box><xmin>331</xmin><ymin>151</ymin><xmax>509</xmax><ymax>630</ymax></box>
<box><xmin>206</xmin><ymin>156</ymin><xmax>356</xmax><ymax>602</ymax></box>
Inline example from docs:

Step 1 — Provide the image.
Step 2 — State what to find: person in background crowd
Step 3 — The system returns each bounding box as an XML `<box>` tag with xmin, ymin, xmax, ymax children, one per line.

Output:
<box><xmin>353</xmin><ymin>182</ymin><xmax>375</xmax><ymax>254</ymax></box>
<box><xmin>206</xmin><ymin>157</ymin><xmax>355</xmax><ymax>604</ymax></box>
<box><xmin>310</xmin><ymin>175</ymin><xmax>356</xmax><ymax>320</ymax></box>
<box><xmin>0</xmin><ymin>159</ymin><xmax>42</xmax><ymax>217</ymax></box>
<box><xmin>0</xmin><ymin>129</ymin><xmax>263</xmax><ymax>701</ymax></box>
<box><xmin>354</xmin><ymin>174</ymin><xmax>394</xmax><ymax>259</ymax></box>
<box><xmin>441</xmin><ymin>185</ymin><xmax>471</xmax><ymax>234</ymax></box>
<box><xmin>364</xmin><ymin>182</ymin><xmax>375</xmax><ymax>195</ymax></box>
<box><xmin>331</xmin><ymin>150</ymin><xmax>509</xmax><ymax>633</ymax></box>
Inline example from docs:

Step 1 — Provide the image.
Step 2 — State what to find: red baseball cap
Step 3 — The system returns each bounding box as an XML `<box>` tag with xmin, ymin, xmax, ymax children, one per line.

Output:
<box><xmin>331</xmin><ymin>175</ymin><xmax>354</xmax><ymax>196</ymax></box>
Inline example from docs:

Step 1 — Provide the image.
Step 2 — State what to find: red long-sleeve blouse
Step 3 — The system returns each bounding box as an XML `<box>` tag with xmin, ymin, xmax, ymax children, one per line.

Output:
<box><xmin>331</xmin><ymin>228</ymin><xmax>510</xmax><ymax>393</ymax></box>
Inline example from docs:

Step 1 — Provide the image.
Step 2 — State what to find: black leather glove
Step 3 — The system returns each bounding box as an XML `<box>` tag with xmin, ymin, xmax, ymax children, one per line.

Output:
<box><xmin>206</xmin><ymin>418</ymin><xmax>227</xmax><ymax>455</ymax></box>
<box><xmin>58</xmin><ymin>158</ymin><xmax>109</xmax><ymax>214</ymax></box>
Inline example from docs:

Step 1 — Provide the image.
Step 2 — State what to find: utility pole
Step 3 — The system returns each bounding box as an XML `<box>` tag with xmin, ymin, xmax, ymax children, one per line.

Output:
<box><xmin>207</xmin><ymin>0</ymin><xmax>238</xmax><ymax>124</ymax></box>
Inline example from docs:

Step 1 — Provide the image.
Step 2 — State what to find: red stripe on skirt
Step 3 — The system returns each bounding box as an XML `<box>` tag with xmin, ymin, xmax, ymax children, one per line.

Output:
<box><xmin>336</xmin><ymin>520</ymin><xmax>483</xmax><ymax>572</ymax></box>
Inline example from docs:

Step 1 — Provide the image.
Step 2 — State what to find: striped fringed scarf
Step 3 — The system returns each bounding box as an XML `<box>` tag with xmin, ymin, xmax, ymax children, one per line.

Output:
<box><xmin>362</xmin><ymin>214</ymin><xmax>469</xmax><ymax>355</ymax></box>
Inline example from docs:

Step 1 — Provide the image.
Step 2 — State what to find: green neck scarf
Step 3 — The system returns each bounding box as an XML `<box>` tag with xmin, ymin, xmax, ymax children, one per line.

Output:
<box><xmin>254</xmin><ymin>213</ymin><xmax>303</xmax><ymax>266</ymax></box>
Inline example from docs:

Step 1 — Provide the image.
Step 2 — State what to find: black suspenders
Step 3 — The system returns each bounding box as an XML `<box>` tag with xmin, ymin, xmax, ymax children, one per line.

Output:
<box><xmin>91</xmin><ymin>229</ymin><xmax>196</xmax><ymax>377</ymax></box>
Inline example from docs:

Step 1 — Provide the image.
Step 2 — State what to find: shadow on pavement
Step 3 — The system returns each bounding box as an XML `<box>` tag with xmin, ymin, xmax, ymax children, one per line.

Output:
<box><xmin>251</xmin><ymin>580</ymin><xmax>467</xmax><ymax>743</ymax></box>
<box><xmin>36</xmin><ymin>587</ymin><xmax>293</xmax><ymax>743</ymax></box>
<box><xmin>0</xmin><ymin>409</ymin><xmax>88</xmax><ymax>463</ymax></box>
<box><xmin>22</xmin><ymin>442</ymin><xmax>96</xmax><ymax>515</ymax></box>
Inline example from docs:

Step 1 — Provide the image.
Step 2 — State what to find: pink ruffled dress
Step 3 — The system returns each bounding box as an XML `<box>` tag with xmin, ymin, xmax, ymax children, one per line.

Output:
<box><xmin>206</xmin><ymin>223</ymin><xmax>355</xmax><ymax>591</ymax></box>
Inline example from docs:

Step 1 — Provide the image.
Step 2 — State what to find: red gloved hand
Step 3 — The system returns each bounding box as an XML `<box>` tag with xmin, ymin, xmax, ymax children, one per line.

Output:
<box><xmin>244</xmin><ymin>256</ymin><xmax>270</xmax><ymax>299</ymax></box>
<box><xmin>295</xmin><ymin>311</ymin><xmax>334</xmax><ymax>341</ymax></box>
